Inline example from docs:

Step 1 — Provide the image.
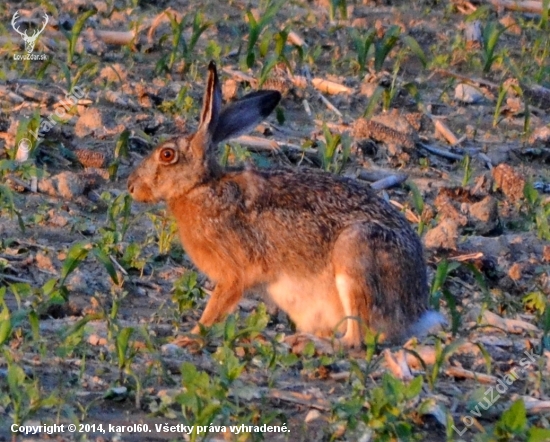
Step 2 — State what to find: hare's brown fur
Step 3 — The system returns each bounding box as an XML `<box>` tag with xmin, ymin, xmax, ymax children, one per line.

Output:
<box><xmin>128</xmin><ymin>62</ymin><xmax>441</xmax><ymax>347</ymax></box>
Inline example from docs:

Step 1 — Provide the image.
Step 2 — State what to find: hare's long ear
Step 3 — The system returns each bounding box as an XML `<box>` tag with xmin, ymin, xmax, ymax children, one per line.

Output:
<box><xmin>199</xmin><ymin>61</ymin><xmax>222</xmax><ymax>132</ymax></box>
<box><xmin>192</xmin><ymin>61</ymin><xmax>222</xmax><ymax>157</ymax></box>
<box><xmin>212</xmin><ymin>90</ymin><xmax>281</xmax><ymax>144</ymax></box>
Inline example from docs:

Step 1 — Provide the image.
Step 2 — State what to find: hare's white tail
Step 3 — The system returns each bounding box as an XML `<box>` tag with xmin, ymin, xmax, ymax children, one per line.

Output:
<box><xmin>408</xmin><ymin>310</ymin><xmax>446</xmax><ymax>338</ymax></box>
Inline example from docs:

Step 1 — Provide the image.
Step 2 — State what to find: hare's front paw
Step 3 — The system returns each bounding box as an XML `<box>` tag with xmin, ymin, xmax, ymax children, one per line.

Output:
<box><xmin>285</xmin><ymin>333</ymin><xmax>343</xmax><ymax>355</ymax></box>
<box><xmin>161</xmin><ymin>334</ymin><xmax>204</xmax><ymax>354</ymax></box>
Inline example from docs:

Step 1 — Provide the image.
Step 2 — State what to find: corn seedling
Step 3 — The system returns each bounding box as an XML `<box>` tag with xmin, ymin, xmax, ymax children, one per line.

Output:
<box><xmin>493</xmin><ymin>82</ymin><xmax>509</xmax><ymax>127</ymax></box>
<box><xmin>382</xmin><ymin>61</ymin><xmax>401</xmax><ymax>111</ymax></box>
<box><xmin>351</xmin><ymin>29</ymin><xmax>376</xmax><ymax>76</ymax></box>
<box><xmin>407</xmin><ymin>181</ymin><xmax>426</xmax><ymax>235</ymax></box>
<box><xmin>0</xmin><ymin>183</ymin><xmax>24</xmax><ymax>231</ymax></box>
<box><xmin>162</xmin><ymin>11</ymin><xmax>209</xmax><ymax>73</ymax></box>
<box><xmin>63</xmin><ymin>9</ymin><xmax>96</xmax><ymax>64</ymax></box>
<box><xmin>426</xmin><ymin>338</ymin><xmax>466</xmax><ymax>390</ymax></box>
<box><xmin>430</xmin><ymin>259</ymin><xmax>461</xmax><ymax>335</ymax></box>
<box><xmin>58</xmin><ymin>242</ymin><xmax>120</xmax><ymax>297</ymax></box>
<box><xmin>523</xmin><ymin>181</ymin><xmax>550</xmax><ymax>240</ymax></box>
<box><xmin>328</xmin><ymin>0</ymin><xmax>347</xmax><ymax>21</ymax></box>
<box><xmin>59</xmin><ymin>61</ymin><xmax>97</xmax><ymax>95</ymax></box>
<box><xmin>2</xmin><ymin>350</ymin><xmax>60</xmax><ymax>427</ymax></box>
<box><xmin>374</xmin><ymin>25</ymin><xmax>401</xmax><ymax>72</ymax></box>
<box><xmin>0</xmin><ymin>287</ymin><xmax>12</xmax><ymax>346</ymax></box>
<box><xmin>243</xmin><ymin>0</ymin><xmax>284</xmax><ymax>69</ymax></box>
<box><xmin>461</xmin><ymin>154</ymin><xmax>472</xmax><ymax>187</ymax></box>
<box><xmin>109</xmin><ymin>130</ymin><xmax>130</xmax><ymax>180</ymax></box>
<box><xmin>318</xmin><ymin>123</ymin><xmax>351</xmax><ymax>174</ymax></box>
<box><xmin>481</xmin><ymin>21</ymin><xmax>508</xmax><ymax>73</ymax></box>
<box><xmin>362</xmin><ymin>86</ymin><xmax>385</xmax><ymax>118</ymax></box>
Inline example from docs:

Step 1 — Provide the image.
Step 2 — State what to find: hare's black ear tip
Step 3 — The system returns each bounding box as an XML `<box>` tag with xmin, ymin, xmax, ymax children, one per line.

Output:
<box><xmin>263</xmin><ymin>90</ymin><xmax>282</xmax><ymax>115</ymax></box>
<box><xmin>208</xmin><ymin>60</ymin><xmax>217</xmax><ymax>72</ymax></box>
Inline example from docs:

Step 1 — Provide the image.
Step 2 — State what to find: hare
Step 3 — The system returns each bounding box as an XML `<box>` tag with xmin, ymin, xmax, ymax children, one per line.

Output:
<box><xmin>127</xmin><ymin>61</ymin><xmax>444</xmax><ymax>347</ymax></box>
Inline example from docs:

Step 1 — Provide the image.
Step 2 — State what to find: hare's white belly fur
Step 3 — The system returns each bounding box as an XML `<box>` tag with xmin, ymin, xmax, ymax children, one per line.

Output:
<box><xmin>267</xmin><ymin>272</ymin><xmax>347</xmax><ymax>335</ymax></box>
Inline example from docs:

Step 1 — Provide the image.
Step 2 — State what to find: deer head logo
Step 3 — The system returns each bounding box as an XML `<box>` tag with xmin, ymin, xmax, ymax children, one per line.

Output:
<box><xmin>11</xmin><ymin>11</ymin><xmax>48</xmax><ymax>54</ymax></box>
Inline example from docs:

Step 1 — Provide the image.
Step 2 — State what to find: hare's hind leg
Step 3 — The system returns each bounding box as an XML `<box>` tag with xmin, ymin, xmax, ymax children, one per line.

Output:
<box><xmin>332</xmin><ymin>226</ymin><xmax>374</xmax><ymax>347</ymax></box>
<box><xmin>333</xmin><ymin>222</ymin><xmax>428</xmax><ymax>345</ymax></box>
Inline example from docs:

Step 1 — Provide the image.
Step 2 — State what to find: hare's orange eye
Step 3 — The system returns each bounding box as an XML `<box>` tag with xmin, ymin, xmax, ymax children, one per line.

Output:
<box><xmin>159</xmin><ymin>147</ymin><xmax>177</xmax><ymax>164</ymax></box>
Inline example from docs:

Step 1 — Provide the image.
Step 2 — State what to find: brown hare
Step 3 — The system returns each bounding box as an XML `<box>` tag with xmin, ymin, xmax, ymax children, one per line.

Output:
<box><xmin>127</xmin><ymin>61</ymin><xmax>444</xmax><ymax>348</ymax></box>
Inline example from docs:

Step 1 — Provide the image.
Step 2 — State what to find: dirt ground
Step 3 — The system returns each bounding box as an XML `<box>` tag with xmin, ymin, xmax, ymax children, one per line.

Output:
<box><xmin>1</xmin><ymin>0</ymin><xmax>550</xmax><ymax>441</ymax></box>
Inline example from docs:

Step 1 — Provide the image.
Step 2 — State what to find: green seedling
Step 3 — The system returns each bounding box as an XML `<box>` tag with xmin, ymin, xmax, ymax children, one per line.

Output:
<box><xmin>382</xmin><ymin>60</ymin><xmax>401</xmax><ymax>111</ymax></box>
<box><xmin>163</xmin><ymin>11</ymin><xmax>210</xmax><ymax>73</ymax></box>
<box><xmin>120</xmin><ymin>242</ymin><xmax>146</xmax><ymax>273</ymax></box>
<box><xmin>461</xmin><ymin>154</ymin><xmax>472</xmax><ymax>187</ymax></box>
<box><xmin>100</xmin><ymin>191</ymin><xmax>133</xmax><ymax>248</ymax></box>
<box><xmin>426</xmin><ymin>338</ymin><xmax>465</xmax><ymax>390</ymax></box>
<box><xmin>481</xmin><ymin>21</ymin><xmax>508</xmax><ymax>73</ymax></box>
<box><xmin>147</xmin><ymin>212</ymin><xmax>179</xmax><ymax>256</ymax></box>
<box><xmin>59</xmin><ymin>61</ymin><xmax>97</xmax><ymax>96</ymax></box>
<box><xmin>430</xmin><ymin>260</ymin><xmax>461</xmax><ymax>335</ymax></box>
<box><xmin>108</xmin><ymin>130</ymin><xmax>130</xmax><ymax>180</ymax></box>
<box><xmin>0</xmin><ymin>287</ymin><xmax>12</xmax><ymax>346</ymax></box>
<box><xmin>0</xmin><ymin>183</ymin><xmax>24</xmax><ymax>231</ymax></box>
<box><xmin>362</xmin><ymin>86</ymin><xmax>385</xmax><ymax>118</ymax></box>
<box><xmin>493</xmin><ymin>81</ymin><xmax>509</xmax><ymax>127</ymax></box>
<box><xmin>115</xmin><ymin>327</ymin><xmax>138</xmax><ymax>382</ymax></box>
<box><xmin>541</xmin><ymin>0</ymin><xmax>550</xmax><ymax>29</ymax></box>
<box><xmin>351</xmin><ymin>28</ymin><xmax>376</xmax><ymax>76</ymax></box>
<box><xmin>481</xmin><ymin>399</ymin><xmax>550</xmax><ymax>442</ymax></box>
<box><xmin>328</xmin><ymin>0</ymin><xmax>347</xmax><ymax>21</ymax></box>
<box><xmin>523</xmin><ymin>181</ymin><xmax>550</xmax><ymax>240</ymax></box>
<box><xmin>407</xmin><ymin>181</ymin><xmax>426</xmax><ymax>235</ymax></box>
<box><xmin>334</xmin><ymin>373</ymin><xmax>423</xmax><ymax>440</ymax></box>
<box><xmin>243</xmin><ymin>0</ymin><xmax>284</xmax><ymax>69</ymax></box>
<box><xmin>59</xmin><ymin>242</ymin><xmax>120</xmax><ymax>296</ymax></box>
<box><xmin>524</xmin><ymin>293</ymin><xmax>550</xmax><ymax>351</ymax></box>
<box><xmin>63</xmin><ymin>9</ymin><xmax>96</xmax><ymax>64</ymax></box>
<box><xmin>172</xmin><ymin>271</ymin><xmax>204</xmax><ymax>314</ymax></box>
<box><xmin>318</xmin><ymin>123</ymin><xmax>351</xmax><ymax>174</ymax></box>
<box><xmin>352</xmin><ymin>26</ymin><xmax>426</xmax><ymax>76</ymax></box>
<box><xmin>213</xmin><ymin>345</ymin><xmax>246</xmax><ymax>387</ymax></box>
<box><xmin>374</xmin><ymin>25</ymin><xmax>401</xmax><ymax>72</ymax></box>
<box><xmin>2</xmin><ymin>350</ymin><xmax>60</xmax><ymax>428</ymax></box>
<box><xmin>176</xmin><ymin>362</ymin><xmax>230</xmax><ymax>442</ymax></box>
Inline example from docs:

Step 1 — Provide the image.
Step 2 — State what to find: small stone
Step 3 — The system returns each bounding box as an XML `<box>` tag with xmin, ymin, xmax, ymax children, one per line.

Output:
<box><xmin>39</xmin><ymin>171</ymin><xmax>85</xmax><ymax>200</ymax></box>
<box><xmin>88</xmin><ymin>334</ymin><xmax>107</xmax><ymax>346</ymax></box>
<box><xmin>222</xmin><ymin>79</ymin><xmax>238</xmax><ymax>101</ymax></box>
<box><xmin>47</xmin><ymin>209</ymin><xmax>69</xmax><ymax>227</ymax></box>
<box><xmin>529</xmin><ymin>126</ymin><xmax>550</xmax><ymax>145</ymax></box>
<box><xmin>455</xmin><ymin>83</ymin><xmax>484</xmax><ymax>104</ymax></box>
<box><xmin>423</xmin><ymin>219</ymin><xmax>459</xmax><ymax>251</ymax></box>
<box><xmin>35</xmin><ymin>252</ymin><xmax>56</xmax><ymax>273</ymax></box>
<box><xmin>492</xmin><ymin>164</ymin><xmax>525</xmax><ymax>202</ymax></box>
<box><xmin>508</xmin><ymin>262</ymin><xmax>523</xmax><ymax>281</ymax></box>
<box><xmin>75</xmin><ymin>108</ymin><xmax>103</xmax><ymax>138</ymax></box>
<box><xmin>305</xmin><ymin>409</ymin><xmax>321</xmax><ymax>423</ymax></box>
<box><xmin>468</xmin><ymin>196</ymin><xmax>499</xmax><ymax>235</ymax></box>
